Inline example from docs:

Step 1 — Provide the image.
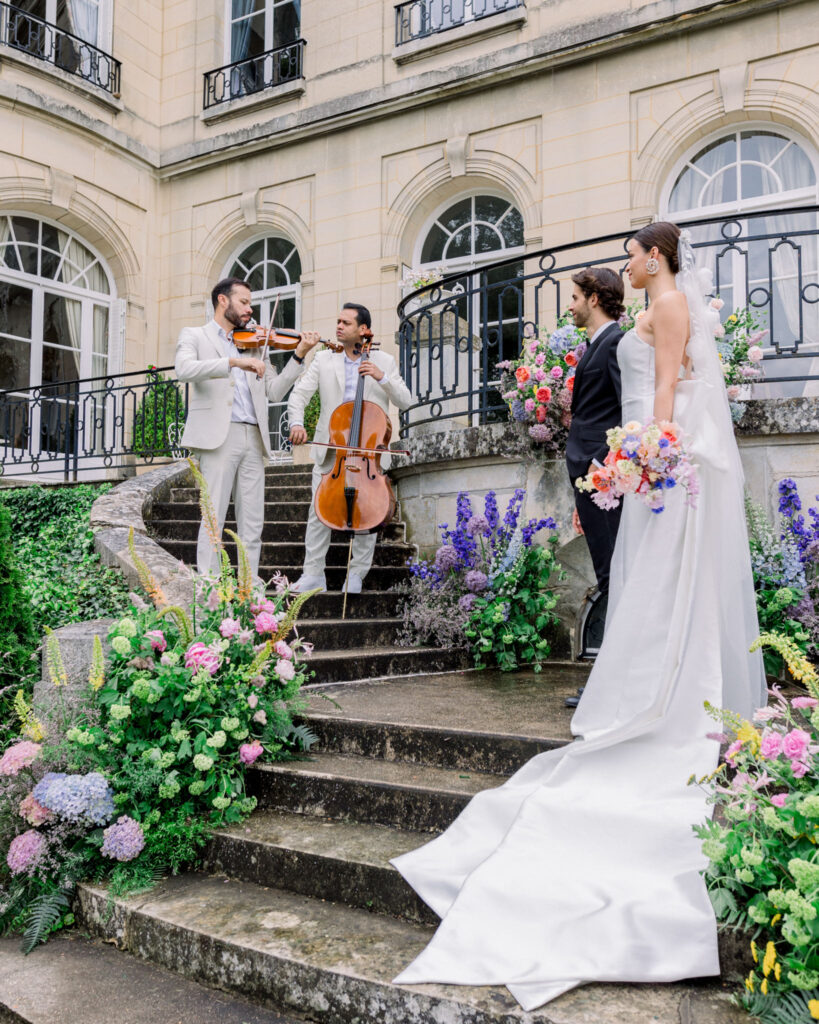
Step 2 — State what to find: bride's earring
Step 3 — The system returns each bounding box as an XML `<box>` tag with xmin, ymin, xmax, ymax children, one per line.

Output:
<box><xmin>645</xmin><ymin>256</ymin><xmax>659</xmax><ymax>275</ymax></box>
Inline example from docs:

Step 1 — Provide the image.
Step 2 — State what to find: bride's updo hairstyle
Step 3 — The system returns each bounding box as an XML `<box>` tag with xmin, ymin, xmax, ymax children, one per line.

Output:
<box><xmin>632</xmin><ymin>221</ymin><xmax>681</xmax><ymax>274</ymax></box>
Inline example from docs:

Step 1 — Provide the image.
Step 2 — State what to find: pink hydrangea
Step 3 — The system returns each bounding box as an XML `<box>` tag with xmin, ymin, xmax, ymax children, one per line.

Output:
<box><xmin>782</xmin><ymin>728</ymin><xmax>810</xmax><ymax>762</ymax></box>
<box><xmin>219</xmin><ymin>617</ymin><xmax>241</xmax><ymax>639</ymax></box>
<box><xmin>145</xmin><ymin>630</ymin><xmax>166</xmax><ymax>652</ymax></box>
<box><xmin>792</xmin><ymin>696</ymin><xmax>819</xmax><ymax>709</ymax></box>
<box><xmin>524</xmin><ymin>398</ymin><xmax>535</xmax><ymax>413</ymax></box>
<box><xmin>759</xmin><ymin>730</ymin><xmax>784</xmax><ymax>759</ymax></box>
<box><xmin>184</xmin><ymin>641</ymin><xmax>221</xmax><ymax>676</ymax></box>
<box><xmin>0</xmin><ymin>741</ymin><xmax>41</xmax><ymax>776</ymax></box>
<box><xmin>254</xmin><ymin>611</ymin><xmax>279</xmax><ymax>634</ymax></box>
<box><xmin>770</xmin><ymin>793</ymin><xmax>787</xmax><ymax>808</ymax></box>
<box><xmin>239</xmin><ymin>740</ymin><xmax>264</xmax><ymax>765</ymax></box>
<box><xmin>550</xmin><ymin>365</ymin><xmax>564</xmax><ymax>380</ymax></box>
<box><xmin>274</xmin><ymin>659</ymin><xmax>296</xmax><ymax>682</ymax></box>
<box><xmin>7</xmin><ymin>829</ymin><xmax>45</xmax><ymax>875</ymax></box>
<box><xmin>247</xmin><ymin>694</ymin><xmax>259</xmax><ymax>709</ymax></box>
<box><xmin>18</xmin><ymin>793</ymin><xmax>54</xmax><ymax>827</ymax></box>
<box><xmin>274</xmin><ymin>640</ymin><xmax>293</xmax><ymax>661</ymax></box>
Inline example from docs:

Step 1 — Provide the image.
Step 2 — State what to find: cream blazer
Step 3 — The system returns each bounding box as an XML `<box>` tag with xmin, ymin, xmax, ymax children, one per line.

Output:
<box><xmin>287</xmin><ymin>348</ymin><xmax>412</xmax><ymax>471</ymax></box>
<box><xmin>174</xmin><ymin>321</ymin><xmax>302</xmax><ymax>459</ymax></box>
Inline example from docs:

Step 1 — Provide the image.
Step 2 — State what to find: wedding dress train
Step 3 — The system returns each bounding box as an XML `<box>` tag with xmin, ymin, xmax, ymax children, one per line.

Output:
<box><xmin>391</xmin><ymin>324</ymin><xmax>767</xmax><ymax>1010</ymax></box>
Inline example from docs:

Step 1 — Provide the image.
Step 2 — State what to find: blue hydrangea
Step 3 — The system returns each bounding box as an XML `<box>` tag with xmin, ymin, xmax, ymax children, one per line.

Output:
<box><xmin>101</xmin><ymin>816</ymin><xmax>145</xmax><ymax>861</ymax></box>
<box><xmin>33</xmin><ymin>771</ymin><xmax>115</xmax><ymax>826</ymax></box>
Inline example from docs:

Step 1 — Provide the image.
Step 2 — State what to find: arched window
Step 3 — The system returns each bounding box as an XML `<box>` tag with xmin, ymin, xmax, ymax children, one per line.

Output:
<box><xmin>225</xmin><ymin>234</ymin><xmax>302</xmax><ymax>456</ymax></box>
<box><xmin>416</xmin><ymin>194</ymin><xmax>525</xmax><ymax>372</ymax></box>
<box><xmin>663</xmin><ymin>129</ymin><xmax>819</xmax><ymax>383</ymax></box>
<box><xmin>0</xmin><ymin>214</ymin><xmax>114</xmax><ymax>391</ymax></box>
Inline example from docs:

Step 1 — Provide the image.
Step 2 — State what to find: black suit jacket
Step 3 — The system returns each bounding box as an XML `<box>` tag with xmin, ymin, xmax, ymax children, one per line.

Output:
<box><xmin>565</xmin><ymin>322</ymin><xmax>623</xmax><ymax>484</ymax></box>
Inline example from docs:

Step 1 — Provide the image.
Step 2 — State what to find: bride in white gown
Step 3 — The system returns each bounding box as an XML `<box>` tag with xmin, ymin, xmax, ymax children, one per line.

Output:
<box><xmin>391</xmin><ymin>222</ymin><xmax>768</xmax><ymax>1010</ymax></box>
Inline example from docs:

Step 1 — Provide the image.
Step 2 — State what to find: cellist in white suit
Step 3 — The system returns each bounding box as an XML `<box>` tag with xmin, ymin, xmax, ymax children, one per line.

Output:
<box><xmin>175</xmin><ymin>277</ymin><xmax>319</xmax><ymax>579</ymax></box>
<box><xmin>287</xmin><ymin>303</ymin><xmax>412</xmax><ymax>593</ymax></box>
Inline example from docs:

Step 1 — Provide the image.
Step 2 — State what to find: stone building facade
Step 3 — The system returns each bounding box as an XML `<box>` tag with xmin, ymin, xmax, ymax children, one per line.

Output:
<box><xmin>0</xmin><ymin>0</ymin><xmax>818</xmax><ymax>440</ymax></box>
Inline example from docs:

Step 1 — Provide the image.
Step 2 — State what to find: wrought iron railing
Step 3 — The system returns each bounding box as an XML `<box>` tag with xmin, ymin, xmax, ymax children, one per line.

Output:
<box><xmin>397</xmin><ymin>206</ymin><xmax>819</xmax><ymax>436</ymax></box>
<box><xmin>0</xmin><ymin>1</ymin><xmax>121</xmax><ymax>94</ymax></box>
<box><xmin>395</xmin><ymin>0</ymin><xmax>524</xmax><ymax>46</ymax></box>
<box><xmin>203</xmin><ymin>38</ymin><xmax>305</xmax><ymax>110</ymax></box>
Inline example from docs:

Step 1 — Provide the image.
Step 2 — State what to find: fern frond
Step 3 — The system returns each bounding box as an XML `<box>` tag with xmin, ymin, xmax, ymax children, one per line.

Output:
<box><xmin>88</xmin><ymin>634</ymin><xmax>105</xmax><ymax>691</ymax></box>
<box><xmin>156</xmin><ymin>605</ymin><xmax>194</xmax><ymax>647</ymax></box>
<box><xmin>288</xmin><ymin>722</ymin><xmax>318</xmax><ymax>751</ymax></box>
<box><xmin>224</xmin><ymin>529</ymin><xmax>252</xmax><ymax>603</ymax></box>
<box><xmin>740</xmin><ymin>986</ymin><xmax>819</xmax><ymax>1024</ymax></box>
<box><xmin>21</xmin><ymin>887</ymin><xmax>71</xmax><ymax>954</ymax></box>
<box><xmin>128</xmin><ymin>526</ymin><xmax>167</xmax><ymax>608</ymax></box>
<box><xmin>273</xmin><ymin>588</ymin><xmax>321</xmax><ymax>644</ymax></box>
<box><xmin>43</xmin><ymin>626</ymin><xmax>68</xmax><ymax>687</ymax></box>
<box><xmin>187</xmin><ymin>457</ymin><xmax>223</xmax><ymax>558</ymax></box>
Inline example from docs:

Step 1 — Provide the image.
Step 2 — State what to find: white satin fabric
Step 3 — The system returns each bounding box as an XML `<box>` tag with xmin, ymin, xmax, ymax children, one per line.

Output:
<box><xmin>391</xmin><ymin>327</ymin><xmax>767</xmax><ymax>1010</ymax></box>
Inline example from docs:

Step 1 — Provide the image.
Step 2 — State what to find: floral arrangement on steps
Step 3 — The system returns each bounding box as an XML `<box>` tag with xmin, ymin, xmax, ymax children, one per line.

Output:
<box><xmin>398</xmin><ymin>489</ymin><xmax>563</xmax><ymax>672</ymax></box>
<box><xmin>695</xmin><ymin>633</ymin><xmax>819</xmax><ymax>1023</ymax></box>
<box><xmin>0</xmin><ymin>459</ymin><xmax>316</xmax><ymax>953</ymax></box>
<box><xmin>747</xmin><ymin>479</ymin><xmax>819</xmax><ymax>676</ymax></box>
<box><xmin>496</xmin><ymin>318</ymin><xmax>586</xmax><ymax>452</ymax></box>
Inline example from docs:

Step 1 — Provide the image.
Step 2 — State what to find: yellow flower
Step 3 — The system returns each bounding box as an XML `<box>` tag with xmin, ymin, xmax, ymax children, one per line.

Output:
<box><xmin>745</xmin><ymin>971</ymin><xmax>755</xmax><ymax>992</ymax></box>
<box><xmin>736</xmin><ymin>720</ymin><xmax>761</xmax><ymax>754</ymax></box>
<box><xmin>761</xmin><ymin>978</ymin><xmax>768</xmax><ymax>995</ymax></box>
<box><xmin>727</xmin><ymin>314</ymin><xmax>738</xmax><ymax>325</ymax></box>
<box><xmin>809</xmin><ymin>999</ymin><xmax>819</xmax><ymax>1020</ymax></box>
<box><xmin>762</xmin><ymin>941</ymin><xmax>776</xmax><ymax>977</ymax></box>
<box><xmin>750</xmin><ymin>939</ymin><xmax>758</xmax><ymax>963</ymax></box>
<box><xmin>774</xmin><ymin>962</ymin><xmax>781</xmax><ymax>981</ymax></box>
<box><xmin>771</xmin><ymin>913</ymin><xmax>782</xmax><ymax>925</ymax></box>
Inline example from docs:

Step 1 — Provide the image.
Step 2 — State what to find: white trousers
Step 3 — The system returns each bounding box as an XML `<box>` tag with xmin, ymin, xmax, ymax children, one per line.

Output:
<box><xmin>302</xmin><ymin>463</ymin><xmax>377</xmax><ymax>581</ymax></box>
<box><xmin>194</xmin><ymin>422</ymin><xmax>266</xmax><ymax>578</ymax></box>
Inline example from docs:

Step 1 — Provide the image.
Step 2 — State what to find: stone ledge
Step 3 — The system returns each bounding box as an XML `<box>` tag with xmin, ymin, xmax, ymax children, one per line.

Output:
<box><xmin>735</xmin><ymin>396</ymin><xmax>819</xmax><ymax>436</ymax></box>
<box><xmin>90</xmin><ymin>460</ymin><xmax>197</xmax><ymax>609</ymax></box>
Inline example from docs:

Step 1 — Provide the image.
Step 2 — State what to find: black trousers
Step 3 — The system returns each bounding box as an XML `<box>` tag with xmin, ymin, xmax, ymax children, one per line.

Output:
<box><xmin>574</xmin><ymin>487</ymin><xmax>622</xmax><ymax>595</ymax></box>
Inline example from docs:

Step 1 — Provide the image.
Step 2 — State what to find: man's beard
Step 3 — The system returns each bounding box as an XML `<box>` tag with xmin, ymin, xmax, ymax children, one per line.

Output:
<box><xmin>224</xmin><ymin>303</ymin><xmax>250</xmax><ymax>329</ymax></box>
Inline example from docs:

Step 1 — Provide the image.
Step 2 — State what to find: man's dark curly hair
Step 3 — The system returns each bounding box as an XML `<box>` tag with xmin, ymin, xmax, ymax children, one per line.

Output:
<box><xmin>571</xmin><ymin>267</ymin><xmax>625</xmax><ymax>321</ymax></box>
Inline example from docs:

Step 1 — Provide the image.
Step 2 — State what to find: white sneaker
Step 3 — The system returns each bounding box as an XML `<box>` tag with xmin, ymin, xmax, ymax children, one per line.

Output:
<box><xmin>291</xmin><ymin>573</ymin><xmax>327</xmax><ymax>594</ymax></box>
<box><xmin>344</xmin><ymin>572</ymin><xmax>363</xmax><ymax>595</ymax></box>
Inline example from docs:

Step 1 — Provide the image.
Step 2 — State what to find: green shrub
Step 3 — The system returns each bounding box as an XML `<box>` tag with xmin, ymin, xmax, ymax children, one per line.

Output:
<box><xmin>304</xmin><ymin>392</ymin><xmax>320</xmax><ymax>442</ymax></box>
<box><xmin>131</xmin><ymin>373</ymin><xmax>186</xmax><ymax>458</ymax></box>
<box><xmin>0</xmin><ymin>501</ymin><xmax>39</xmax><ymax>741</ymax></box>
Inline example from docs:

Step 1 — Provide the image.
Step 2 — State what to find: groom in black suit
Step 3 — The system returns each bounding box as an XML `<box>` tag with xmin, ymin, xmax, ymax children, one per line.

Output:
<box><xmin>565</xmin><ymin>268</ymin><xmax>625</xmax><ymax>703</ymax></box>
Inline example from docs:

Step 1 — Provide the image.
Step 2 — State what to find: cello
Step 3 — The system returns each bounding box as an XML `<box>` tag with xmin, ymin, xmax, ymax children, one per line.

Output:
<box><xmin>314</xmin><ymin>332</ymin><xmax>396</xmax><ymax>536</ymax></box>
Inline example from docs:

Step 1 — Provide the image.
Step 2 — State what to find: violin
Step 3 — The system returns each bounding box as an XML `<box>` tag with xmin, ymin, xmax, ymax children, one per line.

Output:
<box><xmin>314</xmin><ymin>332</ymin><xmax>396</xmax><ymax>535</ymax></box>
<box><xmin>230</xmin><ymin>322</ymin><xmax>343</xmax><ymax>354</ymax></box>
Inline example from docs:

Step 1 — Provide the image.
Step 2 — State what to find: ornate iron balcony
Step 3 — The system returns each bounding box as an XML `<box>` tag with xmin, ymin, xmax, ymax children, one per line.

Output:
<box><xmin>395</xmin><ymin>0</ymin><xmax>524</xmax><ymax>46</ymax></box>
<box><xmin>203</xmin><ymin>39</ymin><xmax>305</xmax><ymax>110</ymax></box>
<box><xmin>0</xmin><ymin>1</ymin><xmax>120</xmax><ymax>95</ymax></box>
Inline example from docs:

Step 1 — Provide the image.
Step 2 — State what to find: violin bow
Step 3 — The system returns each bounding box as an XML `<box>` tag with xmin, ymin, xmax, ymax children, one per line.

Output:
<box><xmin>308</xmin><ymin>440</ymin><xmax>411</xmax><ymax>456</ymax></box>
<box><xmin>259</xmin><ymin>294</ymin><xmax>280</xmax><ymax>365</ymax></box>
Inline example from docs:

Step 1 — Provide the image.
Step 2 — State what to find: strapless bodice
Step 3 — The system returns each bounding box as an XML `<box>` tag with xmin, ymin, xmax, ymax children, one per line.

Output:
<box><xmin>618</xmin><ymin>327</ymin><xmax>655</xmax><ymax>422</ymax></box>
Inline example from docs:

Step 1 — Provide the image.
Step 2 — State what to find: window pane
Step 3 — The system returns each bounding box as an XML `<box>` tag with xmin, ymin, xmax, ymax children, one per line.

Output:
<box><xmin>446</xmin><ymin>226</ymin><xmax>472</xmax><ymax>259</ymax></box>
<box><xmin>741</xmin><ymin>164</ymin><xmax>778</xmax><ymax>200</ymax></box>
<box><xmin>669</xmin><ymin>165</ymin><xmax>705</xmax><ymax>213</ymax></box>
<box><xmin>42</xmin><ymin>343</ymin><xmax>80</xmax><ymax>385</ymax></box>
<box><xmin>475</xmin><ymin>196</ymin><xmax>510</xmax><ymax>224</ymax></box>
<box><xmin>274</xmin><ymin>0</ymin><xmax>300</xmax><ymax>45</ymax></box>
<box><xmin>285</xmin><ymin>249</ymin><xmax>302</xmax><ymax>282</ymax></box>
<box><xmin>0</xmin><ymin>283</ymin><xmax>32</xmax><ymax>339</ymax></box>
<box><xmin>0</xmin><ymin>245</ymin><xmax>21</xmax><ymax>272</ymax></box>
<box><xmin>246</xmin><ymin>264</ymin><xmax>264</xmax><ymax>291</ymax></box>
<box><xmin>475</xmin><ymin>223</ymin><xmax>503</xmax><ymax>254</ymax></box>
<box><xmin>740</xmin><ymin>131</ymin><xmax>787</xmax><ymax>165</ymax></box>
<box><xmin>700</xmin><ymin>166</ymin><xmax>737</xmax><ymax>207</ymax></box>
<box><xmin>267</xmin><ymin>237</ymin><xmax>294</xmax><ymax>265</ymax></box>
<box><xmin>17</xmin><ymin>244</ymin><xmax>38</xmax><ymax>275</ymax></box>
<box><xmin>499</xmin><ymin>206</ymin><xmax>524</xmax><ymax>247</ymax></box>
<box><xmin>420</xmin><ymin>224</ymin><xmax>447</xmax><ymax>264</ymax></box>
<box><xmin>11</xmin><ymin>216</ymin><xmax>39</xmax><ymax>246</ymax></box>
<box><xmin>232</xmin><ymin>0</ymin><xmax>265</xmax><ymax>18</ymax></box>
<box><xmin>43</xmin><ymin>292</ymin><xmax>82</xmax><ymax>354</ymax></box>
<box><xmin>690</xmin><ymin>136</ymin><xmax>737</xmax><ymax>177</ymax></box>
<box><xmin>0</xmin><ymin>337</ymin><xmax>32</xmax><ymax>391</ymax></box>
<box><xmin>231</xmin><ymin>10</ymin><xmax>265</xmax><ymax>61</ymax></box>
<box><xmin>276</xmin><ymin>296</ymin><xmax>296</xmax><ymax>328</ymax></box>
<box><xmin>265</xmin><ymin>262</ymin><xmax>288</xmax><ymax>289</ymax></box>
<box><xmin>237</xmin><ymin>239</ymin><xmax>265</xmax><ymax>269</ymax></box>
<box><xmin>440</xmin><ymin>198</ymin><xmax>473</xmax><ymax>234</ymax></box>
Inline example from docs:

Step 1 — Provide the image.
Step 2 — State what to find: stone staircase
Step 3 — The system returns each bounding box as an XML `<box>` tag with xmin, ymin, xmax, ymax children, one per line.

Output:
<box><xmin>72</xmin><ymin>667</ymin><xmax>745</xmax><ymax>1024</ymax></box>
<box><xmin>146</xmin><ymin>462</ymin><xmax>470</xmax><ymax>684</ymax></box>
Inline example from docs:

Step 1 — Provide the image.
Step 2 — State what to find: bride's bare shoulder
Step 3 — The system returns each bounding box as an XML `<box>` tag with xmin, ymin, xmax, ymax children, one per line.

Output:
<box><xmin>651</xmin><ymin>290</ymin><xmax>688</xmax><ymax>318</ymax></box>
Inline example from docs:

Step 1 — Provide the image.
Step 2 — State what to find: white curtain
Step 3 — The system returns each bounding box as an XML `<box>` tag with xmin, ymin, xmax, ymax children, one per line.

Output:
<box><xmin>65</xmin><ymin>0</ymin><xmax>99</xmax><ymax>80</ymax></box>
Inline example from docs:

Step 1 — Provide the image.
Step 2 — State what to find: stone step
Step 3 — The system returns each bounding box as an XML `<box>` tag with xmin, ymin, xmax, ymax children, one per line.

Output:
<box><xmin>203</xmin><ymin>809</ymin><xmax>436</xmax><ymax>925</ymax></box>
<box><xmin>0</xmin><ymin>934</ymin><xmax>298</xmax><ymax>1024</ymax></box>
<box><xmin>300</xmin><ymin>666</ymin><xmax>586</xmax><ymax>773</ymax></box>
<box><xmin>149</xmin><ymin>507</ymin><xmax>406</xmax><ymax>542</ymax></box>
<box><xmin>171</xmin><ymin>484</ymin><xmax>312</xmax><ymax>502</ymax></box>
<box><xmin>285</xmin><ymin>589</ymin><xmax>403</xmax><ymax>619</ymax></box>
<box><xmin>301</xmin><ymin>644</ymin><xmax>470</xmax><ymax>686</ymax></box>
<box><xmin>154</xmin><ymin>537</ymin><xmax>413</xmax><ymax>567</ymax></box>
<box><xmin>247</xmin><ymin>750</ymin><xmax>501</xmax><ymax>832</ymax></box>
<box><xmin>269</xmin><ymin>564</ymin><xmax>411</xmax><ymax>591</ymax></box>
<box><xmin>293</xmin><ymin>617</ymin><xmax>400</xmax><ymax>649</ymax></box>
<box><xmin>264</xmin><ymin>466</ymin><xmax>313</xmax><ymax>479</ymax></box>
<box><xmin>75</xmin><ymin>874</ymin><xmax>745</xmax><ymax>1024</ymax></box>
<box><xmin>169</xmin><ymin>494</ymin><xmax>309</xmax><ymax>519</ymax></box>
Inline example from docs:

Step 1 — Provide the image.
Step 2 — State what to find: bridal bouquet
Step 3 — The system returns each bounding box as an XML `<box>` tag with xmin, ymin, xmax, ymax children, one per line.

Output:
<box><xmin>575</xmin><ymin>419</ymin><xmax>699</xmax><ymax>514</ymax></box>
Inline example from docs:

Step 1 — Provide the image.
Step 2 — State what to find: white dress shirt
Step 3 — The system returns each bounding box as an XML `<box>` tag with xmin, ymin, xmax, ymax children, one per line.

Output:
<box><xmin>589</xmin><ymin>320</ymin><xmax>616</xmax><ymax>346</ymax></box>
<box><xmin>214</xmin><ymin>320</ymin><xmax>257</xmax><ymax>424</ymax></box>
<box><xmin>343</xmin><ymin>354</ymin><xmax>363</xmax><ymax>402</ymax></box>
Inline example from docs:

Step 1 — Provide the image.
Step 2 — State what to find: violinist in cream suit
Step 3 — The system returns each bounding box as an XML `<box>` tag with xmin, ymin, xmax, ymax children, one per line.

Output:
<box><xmin>175</xmin><ymin>277</ymin><xmax>318</xmax><ymax>579</ymax></box>
<box><xmin>287</xmin><ymin>302</ymin><xmax>412</xmax><ymax>594</ymax></box>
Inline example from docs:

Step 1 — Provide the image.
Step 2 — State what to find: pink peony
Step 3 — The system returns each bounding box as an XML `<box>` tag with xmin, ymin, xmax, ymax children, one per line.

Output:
<box><xmin>250</xmin><ymin>598</ymin><xmax>277</xmax><ymax>616</ymax></box>
<box><xmin>747</xmin><ymin>345</ymin><xmax>764</xmax><ymax>363</ymax></box>
<box><xmin>239</xmin><ymin>740</ymin><xmax>264</xmax><ymax>765</ymax></box>
<box><xmin>792</xmin><ymin>760</ymin><xmax>810</xmax><ymax>778</ymax></box>
<box><xmin>253</xmin><ymin>710</ymin><xmax>268</xmax><ymax>725</ymax></box>
<box><xmin>254</xmin><ymin>611</ymin><xmax>278</xmax><ymax>634</ymax></box>
<box><xmin>274</xmin><ymin>640</ymin><xmax>293</xmax><ymax>661</ymax></box>
<box><xmin>534</xmin><ymin>368</ymin><xmax>546</xmax><ymax>382</ymax></box>
<box><xmin>274</xmin><ymin>659</ymin><xmax>296</xmax><ymax>681</ymax></box>
<box><xmin>145</xmin><ymin>630</ymin><xmax>167</xmax><ymax>652</ymax></box>
<box><xmin>550</xmin><ymin>365</ymin><xmax>564</xmax><ymax>380</ymax></box>
<box><xmin>247</xmin><ymin>694</ymin><xmax>259</xmax><ymax>709</ymax></box>
<box><xmin>792</xmin><ymin>696</ymin><xmax>819</xmax><ymax>709</ymax></box>
<box><xmin>184</xmin><ymin>641</ymin><xmax>221</xmax><ymax>676</ymax></box>
<box><xmin>219</xmin><ymin>617</ymin><xmax>241</xmax><ymax>639</ymax></box>
<box><xmin>770</xmin><ymin>793</ymin><xmax>787</xmax><ymax>807</ymax></box>
<box><xmin>237</xmin><ymin>629</ymin><xmax>254</xmax><ymax>645</ymax></box>
<box><xmin>0</xmin><ymin>741</ymin><xmax>41</xmax><ymax>776</ymax></box>
<box><xmin>7</xmin><ymin>829</ymin><xmax>45</xmax><ymax>875</ymax></box>
<box><xmin>524</xmin><ymin>398</ymin><xmax>535</xmax><ymax>413</ymax></box>
<box><xmin>18</xmin><ymin>793</ymin><xmax>54</xmax><ymax>827</ymax></box>
<box><xmin>783</xmin><ymin>728</ymin><xmax>810</xmax><ymax>761</ymax></box>
<box><xmin>726</xmin><ymin>386</ymin><xmax>741</xmax><ymax>400</ymax></box>
<box><xmin>759</xmin><ymin>730</ymin><xmax>784</xmax><ymax>759</ymax></box>
<box><xmin>710</xmin><ymin>297</ymin><xmax>724</xmax><ymax>311</ymax></box>
<box><xmin>724</xmin><ymin>740</ymin><xmax>743</xmax><ymax>762</ymax></box>
<box><xmin>534</xmin><ymin>353</ymin><xmax>545</xmax><ymax>365</ymax></box>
